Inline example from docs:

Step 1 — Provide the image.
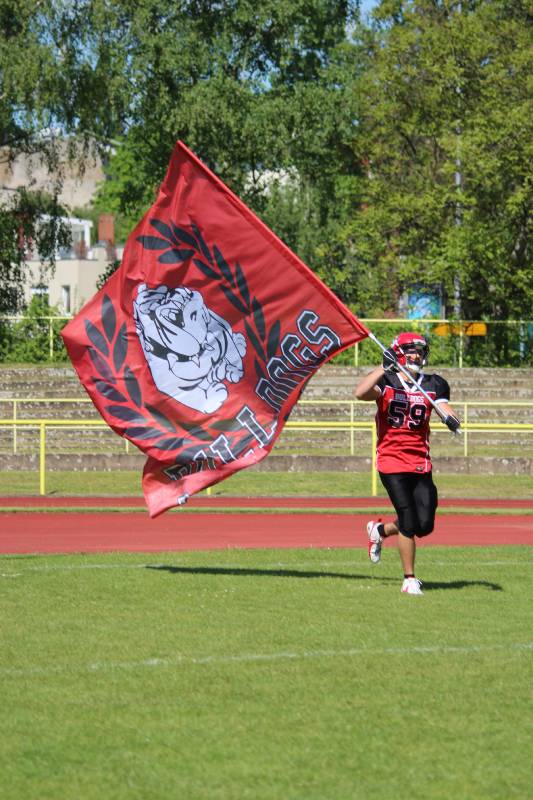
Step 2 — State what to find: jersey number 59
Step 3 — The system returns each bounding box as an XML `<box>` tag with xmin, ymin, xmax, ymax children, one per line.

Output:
<box><xmin>387</xmin><ymin>400</ymin><xmax>427</xmax><ymax>429</ymax></box>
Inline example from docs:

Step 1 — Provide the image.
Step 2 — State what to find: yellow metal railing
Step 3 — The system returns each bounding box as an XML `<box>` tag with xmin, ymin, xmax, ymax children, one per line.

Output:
<box><xmin>0</xmin><ymin>419</ymin><xmax>109</xmax><ymax>496</ymax></box>
<box><xmin>1</xmin><ymin>398</ymin><xmax>130</xmax><ymax>455</ymax></box>
<box><xmin>2</xmin><ymin>416</ymin><xmax>533</xmax><ymax>498</ymax></box>
<box><xmin>298</xmin><ymin>399</ymin><xmax>533</xmax><ymax>458</ymax></box>
<box><xmin>1</xmin><ymin>397</ymin><xmax>533</xmax><ymax>459</ymax></box>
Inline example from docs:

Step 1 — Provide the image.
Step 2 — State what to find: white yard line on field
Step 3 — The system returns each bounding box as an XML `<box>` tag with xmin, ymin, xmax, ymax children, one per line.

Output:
<box><xmin>1</xmin><ymin>557</ymin><xmax>532</xmax><ymax>578</ymax></box>
<box><xmin>2</xmin><ymin>642</ymin><xmax>532</xmax><ymax>678</ymax></box>
<box><xmin>1</xmin><ymin>558</ymin><xmax>532</xmax><ymax>579</ymax></box>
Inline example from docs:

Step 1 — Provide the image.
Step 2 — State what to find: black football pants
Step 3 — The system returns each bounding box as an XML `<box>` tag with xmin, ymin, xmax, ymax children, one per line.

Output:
<box><xmin>379</xmin><ymin>471</ymin><xmax>438</xmax><ymax>538</ymax></box>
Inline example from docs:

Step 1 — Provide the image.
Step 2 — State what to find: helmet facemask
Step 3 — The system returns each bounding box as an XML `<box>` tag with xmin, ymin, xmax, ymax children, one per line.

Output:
<box><xmin>392</xmin><ymin>333</ymin><xmax>429</xmax><ymax>375</ymax></box>
<box><xmin>400</xmin><ymin>344</ymin><xmax>426</xmax><ymax>374</ymax></box>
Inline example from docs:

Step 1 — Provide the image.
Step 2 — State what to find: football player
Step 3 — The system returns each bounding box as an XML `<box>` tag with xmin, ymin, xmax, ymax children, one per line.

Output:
<box><xmin>354</xmin><ymin>332</ymin><xmax>461</xmax><ymax>595</ymax></box>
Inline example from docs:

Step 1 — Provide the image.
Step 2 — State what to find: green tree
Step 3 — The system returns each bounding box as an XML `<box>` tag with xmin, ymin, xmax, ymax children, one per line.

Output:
<box><xmin>0</xmin><ymin>0</ymin><xmax>126</xmax><ymax>313</ymax></box>
<box><xmin>4</xmin><ymin>0</ymin><xmax>530</xmax><ymax>367</ymax></box>
<box><xmin>344</xmin><ymin>0</ymin><xmax>532</xmax><ymax>325</ymax></box>
<box><xmin>0</xmin><ymin>190</ymin><xmax>70</xmax><ymax>314</ymax></box>
<box><xmin>89</xmin><ymin>1</ymin><xmax>366</xmax><ymax>299</ymax></box>
<box><xmin>0</xmin><ymin>293</ymin><xmax>66</xmax><ymax>362</ymax></box>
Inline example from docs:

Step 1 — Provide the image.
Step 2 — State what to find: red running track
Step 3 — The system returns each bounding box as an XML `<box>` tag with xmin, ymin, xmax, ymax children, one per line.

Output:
<box><xmin>2</xmin><ymin>496</ymin><xmax>533</xmax><ymax>509</ymax></box>
<box><xmin>0</xmin><ymin>511</ymin><xmax>531</xmax><ymax>554</ymax></box>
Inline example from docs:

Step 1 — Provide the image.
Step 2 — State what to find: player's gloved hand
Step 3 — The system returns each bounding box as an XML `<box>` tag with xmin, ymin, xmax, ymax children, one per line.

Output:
<box><xmin>382</xmin><ymin>348</ymin><xmax>399</xmax><ymax>373</ymax></box>
<box><xmin>444</xmin><ymin>414</ymin><xmax>461</xmax><ymax>433</ymax></box>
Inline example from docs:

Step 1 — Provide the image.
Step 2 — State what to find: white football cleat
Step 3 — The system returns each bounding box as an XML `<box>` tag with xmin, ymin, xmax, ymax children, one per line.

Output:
<box><xmin>367</xmin><ymin>521</ymin><xmax>383</xmax><ymax>564</ymax></box>
<box><xmin>401</xmin><ymin>577</ymin><xmax>424</xmax><ymax>595</ymax></box>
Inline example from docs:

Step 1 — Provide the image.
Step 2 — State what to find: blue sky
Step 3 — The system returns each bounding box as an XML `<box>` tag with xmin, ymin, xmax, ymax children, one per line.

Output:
<box><xmin>360</xmin><ymin>0</ymin><xmax>379</xmax><ymax>16</ymax></box>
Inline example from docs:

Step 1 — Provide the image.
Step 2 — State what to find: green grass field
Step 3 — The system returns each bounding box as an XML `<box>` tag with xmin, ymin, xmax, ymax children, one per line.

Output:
<box><xmin>2</xmin><ymin>545</ymin><xmax>532</xmax><ymax>799</ymax></box>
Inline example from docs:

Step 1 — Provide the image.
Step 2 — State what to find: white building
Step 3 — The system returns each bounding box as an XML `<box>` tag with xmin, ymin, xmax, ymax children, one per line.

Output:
<box><xmin>24</xmin><ymin>214</ymin><xmax>123</xmax><ymax>314</ymax></box>
<box><xmin>1</xmin><ymin>142</ymin><xmax>121</xmax><ymax>314</ymax></box>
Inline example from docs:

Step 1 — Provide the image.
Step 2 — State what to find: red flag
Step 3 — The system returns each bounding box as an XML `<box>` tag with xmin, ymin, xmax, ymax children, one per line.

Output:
<box><xmin>62</xmin><ymin>142</ymin><xmax>368</xmax><ymax>517</ymax></box>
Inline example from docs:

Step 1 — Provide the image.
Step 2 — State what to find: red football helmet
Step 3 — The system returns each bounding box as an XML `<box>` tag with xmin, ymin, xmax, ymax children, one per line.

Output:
<box><xmin>391</xmin><ymin>332</ymin><xmax>429</xmax><ymax>370</ymax></box>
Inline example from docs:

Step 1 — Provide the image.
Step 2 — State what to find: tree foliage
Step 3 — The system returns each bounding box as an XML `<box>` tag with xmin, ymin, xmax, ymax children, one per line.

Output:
<box><xmin>0</xmin><ymin>0</ymin><xmax>114</xmax><ymax>314</ymax></box>
<box><xmin>0</xmin><ymin>294</ymin><xmax>66</xmax><ymax>362</ymax></box>
<box><xmin>90</xmin><ymin>1</ymin><xmax>362</xmax><ymax>230</ymax></box>
<box><xmin>345</xmin><ymin>0</ymin><xmax>532</xmax><ymax>319</ymax></box>
<box><xmin>0</xmin><ymin>190</ymin><xmax>70</xmax><ymax>314</ymax></box>
<box><xmin>92</xmin><ymin>0</ymin><xmax>531</xmax><ymax>323</ymax></box>
<box><xmin>0</xmin><ymin>0</ymin><xmax>531</xmax><ymax>344</ymax></box>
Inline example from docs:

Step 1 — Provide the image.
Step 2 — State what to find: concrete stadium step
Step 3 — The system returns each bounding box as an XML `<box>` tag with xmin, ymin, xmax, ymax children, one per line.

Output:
<box><xmin>2</xmin><ymin>401</ymin><xmax>529</xmax><ymax>425</ymax></box>
<box><xmin>302</xmin><ymin>366</ymin><xmax>533</xmax><ymax>401</ymax></box>
<box><xmin>0</xmin><ymin>366</ymin><xmax>531</xmax><ymax>466</ymax></box>
<box><xmin>2</xmin><ymin>452</ymin><xmax>532</xmax><ymax>476</ymax></box>
<box><xmin>1</xmin><ymin>365</ymin><xmax>533</xmax><ymax>400</ymax></box>
<box><xmin>0</xmin><ymin>402</ymin><xmax>99</xmax><ymax>420</ymax></box>
<box><xmin>1</xmin><ymin>366</ymin><xmax>532</xmax><ymax>422</ymax></box>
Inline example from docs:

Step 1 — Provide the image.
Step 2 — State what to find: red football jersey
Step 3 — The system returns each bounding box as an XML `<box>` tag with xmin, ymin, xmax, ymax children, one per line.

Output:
<box><xmin>375</xmin><ymin>372</ymin><xmax>450</xmax><ymax>473</ymax></box>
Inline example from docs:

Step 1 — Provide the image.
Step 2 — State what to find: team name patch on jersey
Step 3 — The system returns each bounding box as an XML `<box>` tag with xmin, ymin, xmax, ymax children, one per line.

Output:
<box><xmin>394</xmin><ymin>391</ymin><xmax>407</xmax><ymax>401</ymax></box>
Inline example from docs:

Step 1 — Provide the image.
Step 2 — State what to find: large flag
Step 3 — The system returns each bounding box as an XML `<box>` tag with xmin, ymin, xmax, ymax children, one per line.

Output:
<box><xmin>62</xmin><ymin>142</ymin><xmax>369</xmax><ymax>516</ymax></box>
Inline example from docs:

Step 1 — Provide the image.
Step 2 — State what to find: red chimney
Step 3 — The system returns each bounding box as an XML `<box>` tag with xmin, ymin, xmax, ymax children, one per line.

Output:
<box><xmin>98</xmin><ymin>214</ymin><xmax>115</xmax><ymax>245</ymax></box>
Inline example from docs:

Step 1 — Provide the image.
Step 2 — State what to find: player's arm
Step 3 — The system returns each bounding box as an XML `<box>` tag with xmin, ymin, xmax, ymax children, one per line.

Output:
<box><xmin>355</xmin><ymin>346</ymin><xmax>400</xmax><ymax>401</ymax></box>
<box><xmin>354</xmin><ymin>366</ymin><xmax>384</xmax><ymax>401</ymax></box>
<box><xmin>435</xmin><ymin>399</ymin><xmax>461</xmax><ymax>432</ymax></box>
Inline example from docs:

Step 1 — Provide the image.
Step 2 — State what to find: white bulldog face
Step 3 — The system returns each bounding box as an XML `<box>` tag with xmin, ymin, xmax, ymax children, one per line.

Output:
<box><xmin>153</xmin><ymin>288</ymin><xmax>210</xmax><ymax>362</ymax></box>
<box><xmin>133</xmin><ymin>283</ymin><xmax>246</xmax><ymax>413</ymax></box>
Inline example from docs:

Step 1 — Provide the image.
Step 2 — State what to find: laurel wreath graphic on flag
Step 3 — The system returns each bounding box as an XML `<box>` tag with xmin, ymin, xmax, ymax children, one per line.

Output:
<box><xmin>85</xmin><ymin>219</ymin><xmax>280</xmax><ymax>457</ymax></box>
<box><xmin>135</xmin><ymin>218</ymin><xmax>281</xmax><ymax>383</ymax></box>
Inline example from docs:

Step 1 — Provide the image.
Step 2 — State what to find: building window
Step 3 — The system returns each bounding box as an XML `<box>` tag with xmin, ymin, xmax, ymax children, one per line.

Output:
<box><xmin>62</xmin><ymin>285</ymin><xmax>71</xmax><ymax>314</ymax></box>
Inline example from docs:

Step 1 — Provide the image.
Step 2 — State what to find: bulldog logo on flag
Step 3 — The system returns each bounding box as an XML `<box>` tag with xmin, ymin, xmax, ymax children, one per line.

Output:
<box><xmin>62</xmin><ymin>142</ymin><xmax>369</xmax><ymax>517</ymax></box>
<box><xmin>133</xmin><ymin>283</ymin><xmax>247</xmax><ymax>414</ymax></box>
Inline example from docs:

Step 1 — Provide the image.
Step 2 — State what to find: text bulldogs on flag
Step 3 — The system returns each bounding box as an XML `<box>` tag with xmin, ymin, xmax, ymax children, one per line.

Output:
<box><xmin>62</xmin><ymin>142</ymin><xmax>369</xmax><ymax>517</ymax></box>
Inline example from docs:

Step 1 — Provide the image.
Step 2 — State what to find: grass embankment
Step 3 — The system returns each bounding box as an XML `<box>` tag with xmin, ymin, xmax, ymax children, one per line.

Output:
<box><xmin>1</xmin><ymin>546</ymin><xmax>532</xmax><ymax>799</ymax></box>
<box><xmin>1</xmin><ymin>470</ymin><xmax>532</xmax><ymax>500</ymax></box>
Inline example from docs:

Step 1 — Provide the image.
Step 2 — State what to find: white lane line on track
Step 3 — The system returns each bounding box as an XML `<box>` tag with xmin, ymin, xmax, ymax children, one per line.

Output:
<box><xmin>2</xmin><ymin>563</ymin><xmax>152</xmax><ymax>573</ymax></box>
<box><xmin>2</xmin><ymin>642</ymin><xmax>532</xmax><ymax>678</ymax></box>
